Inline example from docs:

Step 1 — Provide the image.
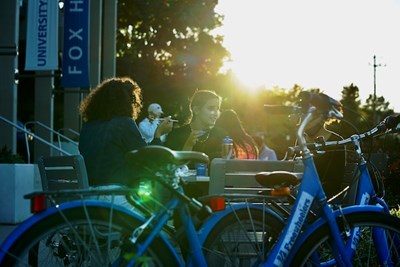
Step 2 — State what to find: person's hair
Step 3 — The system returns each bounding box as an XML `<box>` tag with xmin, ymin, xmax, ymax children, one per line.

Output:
<box><xmin>187</xmin><ymin>90</ymin><xmax>222</xmax><ymax>123</ymax></box>
<box><xmin>215</xmin><ymin>109</ymin><xmax>258</xmax><ymax>158</ymax></box>
<box><xmin>79</xmin><ymin>77</ymin><xmax>143</xmax><ymax>122</ymax></box>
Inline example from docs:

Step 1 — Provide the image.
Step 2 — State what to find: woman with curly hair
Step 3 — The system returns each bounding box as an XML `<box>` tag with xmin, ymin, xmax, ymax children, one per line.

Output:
<box><xmin>79</xmin><ymin>77</ymin><xmax>173</xmax><ymax>186</ymax></box>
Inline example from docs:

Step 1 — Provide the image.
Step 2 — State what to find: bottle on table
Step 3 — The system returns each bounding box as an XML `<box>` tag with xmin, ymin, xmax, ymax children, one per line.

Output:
<box><xmin>222</xmin><ymin>136</ymin><xmax>233</xmax><ymax>159</ymax></box>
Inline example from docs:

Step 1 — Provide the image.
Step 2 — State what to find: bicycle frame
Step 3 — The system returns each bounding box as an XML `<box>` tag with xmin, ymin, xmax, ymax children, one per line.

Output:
<box><xmin>355</xmin><ymin>159</ymin><xmax>398</xmax><ymax>266</ymax></box>
<box><xmin>286</xmin><ymin>160</ymin><xmax>394</xmax><ymax>266</ymax></box>
<box><xmin>261</xmin><ymin>107</ymin><xmax>394</xmax><ymax>267</ymax></box>
<box><xmin>0</xmin><ymin>187</ymin><xmax>283</xmax><ymax>267</ymax></box>
<box><xmin>314</xmin><ymin>133</ymin><xmax>396</xmax><ymax>266</ymax></box>
<box><xmin>265</xmin><ymin>155</ymin><xmax>353</xmax><ymax>266</ymax></box>
<box><xmin>348</xmin><ymin>135</ymin><xmax>390</xmax><ymax>212</ymax></box>
<box><xmin>287</xmin><ymin>205</ymin><xmax>387</xmax><ymax>264</ymax></box>
<box><xmin>297</xmin><ymin>123</ymin><xmax>398</xmax><ymax>266</ymax></box>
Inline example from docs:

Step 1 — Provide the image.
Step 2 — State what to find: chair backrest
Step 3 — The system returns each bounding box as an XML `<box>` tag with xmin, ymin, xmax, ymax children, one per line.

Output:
<box><xmin>209</xmin><ymin>158</ymin><xmax>304</xmax><ymax>195</ymax></box>
<box><xmin>38</xmin><ymin>155</ymin><xmax>89</xmax><ymax>203</ymax></box>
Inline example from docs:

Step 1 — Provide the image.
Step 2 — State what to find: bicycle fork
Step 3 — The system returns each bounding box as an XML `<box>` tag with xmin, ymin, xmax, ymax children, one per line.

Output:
<box><xmin>326</xmin><ymin>205</ymin><xmax>396</xmax><ymax>267</ymax></box>
<box><xmin>323</xmin><ymin>204</ymin><xmax>353</xmax><ymax>266</ymax></box>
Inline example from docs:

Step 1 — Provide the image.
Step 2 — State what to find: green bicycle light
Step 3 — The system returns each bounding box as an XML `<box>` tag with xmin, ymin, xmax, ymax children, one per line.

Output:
<box><xmin>138</xmin><ymin>181</ymin><xmax>152</xmax><ymax>199</ymax></box>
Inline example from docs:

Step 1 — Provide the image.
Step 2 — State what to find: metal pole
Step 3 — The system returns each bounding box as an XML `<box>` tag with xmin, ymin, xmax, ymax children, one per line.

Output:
<box><xmin>372</xmin><ymin>55</ymin><xmax>385</xmax><ymax>124</ymax></box>
<box><xmin>373</xmin><ymin>55</ymin><xmax>377</xmax><ymax>124</ymax></box>
<box><xmin>0</xmin><ymin>0</ymin><xmax>19</xmax><ymax>153</ymax></box>
<box><xmin>102</xmin><ymin>0</ymin><xmax>117</xmax><ymax>79</ymax></box>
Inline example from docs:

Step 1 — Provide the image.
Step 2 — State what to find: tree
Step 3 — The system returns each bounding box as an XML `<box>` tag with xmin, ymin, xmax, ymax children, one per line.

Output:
<box><xmin>116</xmin><ymin>0</ymin><xmax>230</xmax><ymax>119</ymax></box>
<box><xmin>338</xmin><ymin>83</ymin><xmax>366</xmax><ymax>136</ymax></box>
<box><xmin>362</xmin><ymin>94</ymin><xmax>394</xmax><ymax>127</ymax></box>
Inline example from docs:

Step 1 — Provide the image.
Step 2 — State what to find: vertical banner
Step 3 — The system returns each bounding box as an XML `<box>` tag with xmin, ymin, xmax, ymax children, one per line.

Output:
<box><xmin>61</xmin><ymin>0</ymin><xmax>90</xmax><ymax>88</ymax></box>
<box><xmin>25</xmin><ymin>0</ymin><xmax>59</xmax><ymax>71</ymax></box>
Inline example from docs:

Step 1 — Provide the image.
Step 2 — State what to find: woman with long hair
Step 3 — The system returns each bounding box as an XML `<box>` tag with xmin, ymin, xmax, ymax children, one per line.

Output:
<box><xmin>165</xmin><ymin>90</ymin><xmax>222</xmax><ymax>156</ymax></box>
<box><xmin>214</xmin><ymin>109</ymin><xmax>259</xmax><ymax>159</ymax></box>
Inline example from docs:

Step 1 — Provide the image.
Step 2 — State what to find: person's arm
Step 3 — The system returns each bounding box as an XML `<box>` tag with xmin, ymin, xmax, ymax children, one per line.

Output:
<box><xmin>121</xmin><ymin>118</ymin><xmax>148</xmax><ymax>149</ymax></box>
<box><xmin>150</xmin><ymin>118</ymin><xmax>173</xmax><ymax>146</ymax></box>
<box><xmin>138</xmin><ymin>119</ymin><xmax>157</xmax><ymax>141</ymax></box>
<box><xmin>182</xmin><ymin>131</ymin><xmax>201</xmax><ymax>150</ymax></box>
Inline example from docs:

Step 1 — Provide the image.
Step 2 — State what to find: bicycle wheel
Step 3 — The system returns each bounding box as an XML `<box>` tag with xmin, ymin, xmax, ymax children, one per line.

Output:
<box><xmin>0</xmin><ymin>205</ymin><xmax>179</xmax><ymax>266</ymax></box>
<box><xmin>203</xmin><ymin>207</ymin><xmax>284</xmax><ymax>267</ymax></box>
<box><xmin>291</xmin><ymin>211</ymin><xmax>400</xmax><ymax>266</ymax></box>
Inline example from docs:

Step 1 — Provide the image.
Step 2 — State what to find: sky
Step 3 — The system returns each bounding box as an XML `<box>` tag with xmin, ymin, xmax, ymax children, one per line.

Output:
<box><xmin>214</xmin><ymin>0</ymin><xmax>400</xmax><ymax>112</ymax></box>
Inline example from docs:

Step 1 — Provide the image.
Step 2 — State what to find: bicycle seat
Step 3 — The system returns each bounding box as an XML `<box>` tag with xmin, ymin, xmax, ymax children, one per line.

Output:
<box><xmin>126</xmin><ymin>145</ymin><xmax>209</xmax><ymax>167</ymax></box>
<box><xmin>255</xmin><ymin>171</ymin><xmax>301</xmax><ymax>188</ymax></box>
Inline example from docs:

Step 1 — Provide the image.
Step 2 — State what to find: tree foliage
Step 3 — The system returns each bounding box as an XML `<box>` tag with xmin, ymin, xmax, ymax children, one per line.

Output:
<box><xmin>362</xmin><ymin>94</ymin><xmax>394</xmax><ymax>127</ymax></box>
<box><xmin>338</xmin><ymin>83</ymin><xmax>365</xmax><ymax>136</ymax></box>
<box><xmin>116</xmin><ymin>0</ymin><xmax>229</xmax><ymax>119</ymax></box>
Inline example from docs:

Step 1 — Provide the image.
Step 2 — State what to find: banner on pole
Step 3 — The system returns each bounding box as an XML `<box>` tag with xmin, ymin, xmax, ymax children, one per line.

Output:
<box><xmin>25</xmin><ymin>0</ymin><xmax>59</xmax><ymax>71</ymax></box>
<box><xmin>61</xmin><ymin>0</ymin><xmax>90</xmax><ymax>88</ymax></box>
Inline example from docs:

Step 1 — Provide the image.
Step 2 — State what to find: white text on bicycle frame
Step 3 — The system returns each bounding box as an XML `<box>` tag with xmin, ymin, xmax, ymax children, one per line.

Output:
<box><xmin>274</xmin><ymin>191</ymin><xmax>313</xmax><ymax>266</ymax></box>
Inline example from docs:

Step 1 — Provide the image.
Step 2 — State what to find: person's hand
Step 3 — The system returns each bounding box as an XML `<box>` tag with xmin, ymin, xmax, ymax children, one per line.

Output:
<box><xmin>148</xmin><ymin>114</ymin><xmax>156</xmax><ymax>122</ymax></box>
<box><xmin>182</xmin><ymin>130</ymin><xmax>206</xmax><ymax>150</ymax></box>
<box><xmin>191</xmin><ymin>130</ymin><xmax>207</xmax><ymax>143</ymax></box>
<box><xmin>154</xmin><ymin>118</ymin><xmax>173</xmax><ymax>138</ymax></box>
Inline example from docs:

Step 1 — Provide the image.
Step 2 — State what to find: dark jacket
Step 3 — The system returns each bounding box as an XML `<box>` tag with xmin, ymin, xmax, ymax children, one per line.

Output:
<box><xmin>79</xmin><ymin>116</ymin><xmax>161</xmax><ymax>186</ymax></box>
<box><xmin>165</xmin><ymin>124</ymin><xmax>225</xmax><ymax>160</ymax></box>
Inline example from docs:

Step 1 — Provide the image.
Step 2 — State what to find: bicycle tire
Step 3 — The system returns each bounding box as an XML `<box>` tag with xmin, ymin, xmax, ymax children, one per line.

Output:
<box><xmin>291</xmin><ymin>211</ymin><xmax>400</xmax><ymax>266</ymax></box>
<box><xmin>203</xmin><ymin>207</ymin><xmax>284</xmax><ymax>267</ymax></box>
<box><xmin>0</xmin><ymin>205</ymin><xmax>179</xmax><ymax>266</ymax></box>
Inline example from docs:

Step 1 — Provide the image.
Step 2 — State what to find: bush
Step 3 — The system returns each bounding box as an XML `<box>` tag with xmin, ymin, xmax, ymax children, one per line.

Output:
<box><xmin>0</xmin><ymin>145</ymin><xmax>25</xmax><ymax>163</ymax></box>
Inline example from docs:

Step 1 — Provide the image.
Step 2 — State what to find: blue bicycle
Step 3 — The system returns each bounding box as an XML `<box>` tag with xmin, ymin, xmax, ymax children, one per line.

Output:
<box><xmin>1</xmin><ymin>94</ymin><xmax>400</xmax><ymax>266</ymax></box>
<box><xmin>201</xmin><ymin>96</ymin><xmax>400</xmax><ymax>266</ymax></box>
<box><xmin>0</xmin><ymin>146</ymin><xmax>284</xmax><ymax>266</ymax></box>
<box><xmin>286</xmin><ymin>113</ymin><xmax>400</xmax><ymax>265</ymax></box>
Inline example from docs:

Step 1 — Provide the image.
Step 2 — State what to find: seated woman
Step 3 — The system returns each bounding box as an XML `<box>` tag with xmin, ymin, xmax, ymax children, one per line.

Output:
<box><xmin>165</xmin><ymin>89</ymin><xmax>224</xmax><ymax>159</ymax></box>
<box><xmin>79</xmin><ymin>77</ymin><xmax>173</xmax><ymax>187</ymax></box>
<box><xmin>213</xmin><ymin>109</ymin><xmax>259</xmax><ymax>159</ymax></box>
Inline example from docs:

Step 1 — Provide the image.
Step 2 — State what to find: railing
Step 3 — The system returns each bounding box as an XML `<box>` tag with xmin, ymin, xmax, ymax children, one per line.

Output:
<box><xmin>24</xmin><ymin>121</ymin><xmax>80</xmax><ymax>158</ymax></box>
<box><xmin>0</xmin><ymin>116</ymin><xmax>74</xmax><ymax>163</ymax></box>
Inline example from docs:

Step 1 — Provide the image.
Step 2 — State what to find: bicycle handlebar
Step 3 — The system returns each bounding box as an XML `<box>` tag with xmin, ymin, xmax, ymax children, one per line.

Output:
<box><xmin>287</xmin><ymin>114</ymin><xmax>400</xmax><ymax>155</ymax></box>
<box><xmin>264</xmin><ymin>91</ymin><xmax>343</xmax><ymax>115</ymax></box>
<box><xmin>383</xmin><ymin>114</ymin><xmax>400</xmax><ymax>130</ymax></box>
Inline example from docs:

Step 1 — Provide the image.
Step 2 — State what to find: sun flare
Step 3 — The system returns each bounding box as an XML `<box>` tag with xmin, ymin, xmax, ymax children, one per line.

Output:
<box><xmin>215</xmin><ymin>0</ymin><xmax>400</xmax><ymax>111</ymax></box>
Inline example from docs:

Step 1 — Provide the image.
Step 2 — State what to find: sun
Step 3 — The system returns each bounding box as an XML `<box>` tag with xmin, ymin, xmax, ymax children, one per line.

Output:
<box><xmin>214</xmin><ymin>0</ymin><xmax>281</xmax><ymax>92</ymax></box>
<box><xmin>224</xmin><ymin>61</ymin><xmax>267</xmax><ymax>90</ymax></box>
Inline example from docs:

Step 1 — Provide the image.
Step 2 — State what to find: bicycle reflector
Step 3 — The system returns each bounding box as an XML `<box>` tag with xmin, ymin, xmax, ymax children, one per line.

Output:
<box><xmin>31</xmin><ymin>194</ymin><xmax>46</xmax><ymax>213</ymax></box>
<box><xmin>271</xmin><ymin>187</ymin><xmax>291</xmax><ymax>196</ymax></box>
<box><xmin>209</xmin><ymin>197</ymin><xmax>225</xmax><ymax>211</ymax></box>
